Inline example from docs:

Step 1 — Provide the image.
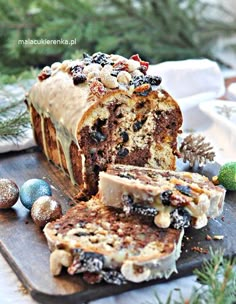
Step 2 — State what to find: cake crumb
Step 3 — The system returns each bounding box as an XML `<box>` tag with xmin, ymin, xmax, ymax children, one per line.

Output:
<box><xmin>17</xmin><ymin>283</ymin><xmax>28</xmax><ymax>295</ymax></box>
<box><xmin>205</xmin><ymin>234</ymin><xmax>212</xmax><ymax>241</ymax></box>
<box><xmin>191</xmin><ymin>246</ymin><xmax>209</xmax><ymax>254</ymax></box>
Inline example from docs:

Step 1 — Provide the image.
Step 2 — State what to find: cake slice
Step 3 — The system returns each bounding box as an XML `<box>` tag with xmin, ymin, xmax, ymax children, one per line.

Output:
<box><xmin>98</xmin><ymin>164</ymin><xmax>226</xmax><ymax>229</ymax></box>
<box><xmin>44</xmin><ymin>197</ymin><xmax>184</xmax><ymax>284</ymax></box>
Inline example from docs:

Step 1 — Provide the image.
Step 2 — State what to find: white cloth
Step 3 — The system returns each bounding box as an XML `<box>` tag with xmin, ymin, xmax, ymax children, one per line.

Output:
<box><xmin>149</xmin><ymin>58</ymin><xmax>225</xmax><ymax>100</ymax></box>
<box><xmin>227</xmin><ymin>82</ymin><xmax>236</xmax><ymax>100</ymax></box>
<box><xmin>0</xmin><ymin>59</ymin><xmax>235</xmax><ymax>304</ymax></box>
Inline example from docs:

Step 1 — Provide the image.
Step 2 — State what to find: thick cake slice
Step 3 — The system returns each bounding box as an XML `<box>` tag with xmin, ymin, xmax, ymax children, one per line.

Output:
<box><xmin>99</xmin><ymin>164</ymin><xmax>226</xmax><ymax>229</ymax></box>
<box><xmin>44</xmin><ymin>197</ymin><xmax>184</xmax><ymax>284</ymax></box>
<box><xmin>26</xmin><ymin>52</ymin><xmax>182</xmax><ymax>195</ymax></box>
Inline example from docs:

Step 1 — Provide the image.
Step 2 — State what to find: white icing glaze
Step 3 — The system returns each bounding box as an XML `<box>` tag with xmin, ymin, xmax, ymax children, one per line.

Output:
<box><xmin>28</xmin><ymin>69</ymin><xmax>98</xmax><ymax>183</ymax></box>
<box><xmin>28</xmin><ymin>71</ymin><xmax>94</xmax><ymax>140</ymax></box>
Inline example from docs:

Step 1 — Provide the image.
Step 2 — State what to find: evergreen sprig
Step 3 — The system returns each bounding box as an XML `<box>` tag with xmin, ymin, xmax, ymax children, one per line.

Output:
<box><xmin>0</xmin><ymin>109</ymin><xmax>30</xmax><ymax>141</ymax></box>
<box><xmin>0</xmin><ymin>89</ymin><xmax>31</xmax><ymax>141</ymax></box>
<box><xmin>146</xmin><ymin>249</ymin><xmax>236</xmax><ymax>304</ymax></box>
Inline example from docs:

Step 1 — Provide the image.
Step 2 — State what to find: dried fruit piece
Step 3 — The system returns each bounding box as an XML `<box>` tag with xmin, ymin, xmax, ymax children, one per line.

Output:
<box><xmin>117</xmin><ymin>147</ymin><xmax>129</xmax><ymax>157</ymax></box>
<box><xmin>170</xmin><ymin>207</ymin><xmax>191</xmax><ymax>229</ymax></box>
<box><xmin>120</xmin><ymin>131</ymin><xmax>129</xmax><ymax>142</ymax></box>
<box><xmin>92</xmin><ymin>52</ymin><xmax>113</xmax><ymax>66</ymax></box>
<box><xmin>175</xmin><ymin>185</ymin><xmax>192</xmax><ymax>197</ymax></box>
<box><xmin>160</xmin><ymin>190</ymin><xmax>173</xmax><ymax>206</ymax></box>
<box><xmin>73</xmin><ymin>74</ymin><xmax>87</xmax><ymax>85</ymax></box>
<box><xmin>89</xmin><ymin>80</ymin><xmax>106</xmax><ymax>97</ymax></box>
<box><xmin>130</xmin><ymin>54</ymin><xmax>149</xmax><ymax>74</ymax></box>
<box><xmin>130</xmin><ymin>75</ymin><xmax>161</xmax><ymax>88</ymax></box>
<box><xmin>38</xmin><ymin>66</ymin><xmax>51</xmax><ymax>81</ymax></box>
<box><xmin>90</xmin><ymin>131</ymin><xmax>106</xmax><ymax>143</ymax></box>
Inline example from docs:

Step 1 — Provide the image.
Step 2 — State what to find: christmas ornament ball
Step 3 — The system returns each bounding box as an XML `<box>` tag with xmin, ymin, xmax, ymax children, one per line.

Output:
<box><xmin>20</xmin><ymin>179</ymin><xmax>52</xmax><ymax>210</ymax></box>
<box><xmin>31</xmin><ymin>196</ymin><xmax>62</xmax><ymax>228</ymax></box>
<box><xmin>0</xmin><ymin>178</ymin><xmax>19</xmax><ymax>209</ymax></box>
<box><xmin>218</xmin><ymin>162</ymin><xmax>236</xmax><ymax>191</ymax></box>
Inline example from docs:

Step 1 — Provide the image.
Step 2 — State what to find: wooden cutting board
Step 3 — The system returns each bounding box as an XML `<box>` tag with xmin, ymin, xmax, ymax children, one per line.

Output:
<box><xmin>0</xmin><ymin>148</ymin><xmax>236</xmax><ymax>304</ymax></box>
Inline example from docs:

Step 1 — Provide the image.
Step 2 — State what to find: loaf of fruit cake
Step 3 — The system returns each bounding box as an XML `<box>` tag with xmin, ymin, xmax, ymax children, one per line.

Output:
<box><xmin>44</xmin><ymin>197</ymin><xmax>184</xmax><ymax>284</ymax></box>
<box><xmin>99</xmin><ymin>164</ymin><xmax>226</xmax><ymax>229</ymax></box>
<box><xmin>25</xmin><ymin>52</ymin><xmax>182</xmax><ymax>195</ymax></box>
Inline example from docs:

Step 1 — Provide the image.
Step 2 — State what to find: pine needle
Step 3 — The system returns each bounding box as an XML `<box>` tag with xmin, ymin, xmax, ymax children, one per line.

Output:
<box><xmin>145</xmin><ymin>249</ymin><xmax>236</xmax><ymax>304</ymax></box>
<box><xmin>0</xmin><ymin>87</ymin><xmax>31</xmax><ymax>141</ymax></box>
<box><xmin>0</xmin><ymin>109</ymin><xmax>30</xmax><ymax>142</ymax></box>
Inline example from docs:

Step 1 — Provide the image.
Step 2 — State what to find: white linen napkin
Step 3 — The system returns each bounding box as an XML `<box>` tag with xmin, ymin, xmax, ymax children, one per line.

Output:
<box><xmin>227</xmin><ymin>82</ymin><xmax>236</xmax><ymax>100</ymax></box>
<box><xmin>149</xmin><ymin>58</ymin><xmax>225</xmax><ymax>101</ymax></box>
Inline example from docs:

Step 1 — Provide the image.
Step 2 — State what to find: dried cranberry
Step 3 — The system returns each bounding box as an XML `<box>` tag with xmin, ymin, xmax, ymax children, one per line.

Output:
<box><xmin>130</xmin><ymin>54</ymin><xmax>149</xmax><ymax>74</ymax></box>
<box><xmin>38</xmin><ymin>68</ymin><xmax>51</xmax><ymax>81</ymax></box>
<box><xmin>130</xmin><ymin>54</ymin><xmax>142</xmax><ymax>62</ymax></box>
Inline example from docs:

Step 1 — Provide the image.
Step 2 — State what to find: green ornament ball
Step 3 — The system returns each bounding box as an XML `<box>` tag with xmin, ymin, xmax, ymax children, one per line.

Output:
<box><xmin>218</xmin><ymin>162</ymin><xmax>236</xmax><ymax>191</ymax></box>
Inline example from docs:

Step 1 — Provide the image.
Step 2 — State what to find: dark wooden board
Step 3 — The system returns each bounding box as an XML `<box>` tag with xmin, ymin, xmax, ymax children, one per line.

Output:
<box><xmin>0</xmin><ymin>149</ymin><xmax>236</xmax><ymax>304</ymax></box>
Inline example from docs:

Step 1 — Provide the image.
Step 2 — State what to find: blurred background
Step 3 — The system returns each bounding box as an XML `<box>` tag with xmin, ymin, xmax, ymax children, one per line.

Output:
<box><xmin>0</xmin><ymin>0</ymin><xmax>236</xmax><ymax>83</ymax></box>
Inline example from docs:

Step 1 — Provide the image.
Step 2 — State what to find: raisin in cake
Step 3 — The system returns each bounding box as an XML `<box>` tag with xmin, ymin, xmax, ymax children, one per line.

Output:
<box><xmin>98</xmin><ymin>164</ymin><xmax>226</xmax><ymax>229</ymax></box>
<box><xmin>26</xmin><ymin>53</ymin><xmax>182</xmax><ymax>195</ymax></box>
<box><xmin>44</xmin><ymin>197</ymin><xmax>184</xmax><ymax>284</ymax></box>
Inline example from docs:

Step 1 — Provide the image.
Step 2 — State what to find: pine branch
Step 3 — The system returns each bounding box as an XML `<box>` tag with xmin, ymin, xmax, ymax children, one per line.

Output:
<box><xmin>0</xmin><ymin>85</ymin><xmax>31</xmax><ymax>141</ymax></box>
<box><xmin>194</xmin><ymin>249</ymin><xmax>236</xmax><ymax>304</ymax></box>
<box><xmin>146</xmin><ymin>249</ymin><xmax>236</xmax><ymax>304</ymax></box>
<box><xmin>0</xmin><ymin>110</ymin><xmax>30</xmax><ymax>141</ymax></box>
<box><xmin>0</xmin><ymin>99</ymin><xmax>23</xmax><ymax>116</ymax></box>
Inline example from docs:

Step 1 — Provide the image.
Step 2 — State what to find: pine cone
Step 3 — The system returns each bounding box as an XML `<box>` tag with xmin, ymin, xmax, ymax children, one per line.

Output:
<box><xmin>179</xmin><ymin>134</ymin><xmax>215</xmax><ymax>167</ymax></box>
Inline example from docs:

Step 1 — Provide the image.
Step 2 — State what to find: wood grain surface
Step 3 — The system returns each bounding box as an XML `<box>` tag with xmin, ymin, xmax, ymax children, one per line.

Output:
<box><xmin>0</xmin><ymin>149</ymin><xmax>236</xmax><ymax>304</ymax></box>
